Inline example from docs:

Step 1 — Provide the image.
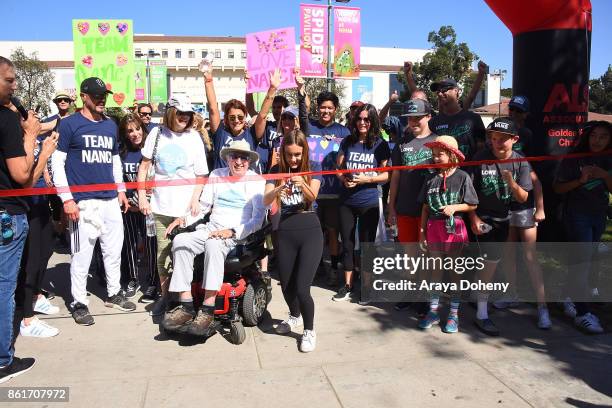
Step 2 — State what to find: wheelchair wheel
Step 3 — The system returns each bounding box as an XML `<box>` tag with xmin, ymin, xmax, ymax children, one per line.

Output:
<box><xmin>229</xmin><ymin>321</ymin><xmax>246</xmax><ymax>345</ymax></box>
<box><xmin>242</xmin><ymin>279</ymin><xmax>268</xmax><ymax>327</ymax></box>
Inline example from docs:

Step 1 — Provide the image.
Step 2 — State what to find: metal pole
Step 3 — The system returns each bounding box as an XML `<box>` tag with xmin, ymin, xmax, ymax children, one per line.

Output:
<box><xmin>326</xmin><ymin>0</ymin><xmax>333</xmax><ymax>92</ymax></box>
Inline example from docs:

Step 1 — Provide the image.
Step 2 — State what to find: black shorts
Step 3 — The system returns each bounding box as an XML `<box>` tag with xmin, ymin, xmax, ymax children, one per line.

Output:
<box><xmin>316</xmin><ymin>198</ymin><xmax>340</xmax><ymax>230</ymax></box>
<box><xmin>475</xmin><ymin>218</ymin><xmax>509</xmax><ymax>262</ymax></box>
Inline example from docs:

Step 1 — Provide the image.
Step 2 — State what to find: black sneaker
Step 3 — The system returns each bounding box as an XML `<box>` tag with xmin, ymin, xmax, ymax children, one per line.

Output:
<box><xmin>394</xmin><ymin>302</ymin><xmax>411</xmax><ymax>311</ymax></box>
<box><xmin>140</xmin><ymin>285</ymin><xmax>157</xmax><ymax>304</ymax></box>
<box><xmin>72</xmin><ymin>303</ymin><xmax>94</xmax><ymax>326</ymax></box>
<box><xmin>105</xmin><ymin>293</ymin><xmax>136</xmax><ymax>312</ymax></box>
<box><xmin>124</xmin><ymin>280</ymin><xmax>140</xmax><ymax>299</ymax></box>
<box><xmin>332</xmin><ymin>285</ymin><xmax>352</xmax><ymax>302</ymax></box>
<box><xmin>475</xmin><ymin>318</ymin><xmax>500</xmax><ymax>336</ymax></box>
<box><xmin>0</xmin><ymin>357</ymin><xmax>36</xmax><ymax>384</ymax></box>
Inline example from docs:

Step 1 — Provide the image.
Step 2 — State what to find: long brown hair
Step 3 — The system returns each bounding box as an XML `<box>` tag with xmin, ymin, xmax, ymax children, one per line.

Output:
<box><xmin>275</xmin><ymin>129</ymin><xmax>312</xmax><ymax>203</ymax></box>
<box><xmin>193</xmin><ymin>113</ymin><xmax>212</xmax><ymax>151</ymax></box>
<box><xmin>119</xmin><ymin>113</ymin><xmax>148</xmax><ymax>158</ymax></box>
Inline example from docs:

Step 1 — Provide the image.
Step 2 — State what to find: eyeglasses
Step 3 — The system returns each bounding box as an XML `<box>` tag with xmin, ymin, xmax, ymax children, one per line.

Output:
<box><xmin>437</xmin><ymin>87</ymin><xmax>453</xmax><ymax>94</ymax></box>
<box><xmin>357</xmin><ymin>117</ymin><xmax>371</xmax><ymax>123</ymax></box>
<box><xmin>229</xmin><ymin>153</ymin><xmax>250</xmax><ymax>162</ymax></box>
<box><xmin>228</xmin><ymin>115</ymin><xmax>245</xmax><ymax>122</ymax></box>
<box><xmin>0</xmin><ymin>212</ymin><xmax>14</xmax><ymax>241</ymax></box>
<box><xmin>139</xmin><ymin>111</ymin><xmax>152</xmax><ymax>117</ymax></box>
<box><xmin>55</xmin><ymin>98</ymin><xmax>71</xmax><ymax>103</ymax></box>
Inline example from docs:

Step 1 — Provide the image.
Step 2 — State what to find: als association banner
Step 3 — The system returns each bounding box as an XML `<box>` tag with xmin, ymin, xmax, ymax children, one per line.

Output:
<box><xmin>246</xmin><ymin>27</ymin><xmax>296</xmax><ymax>93</ymax></box>
<box><xmin>300</xmin><ymin>4</ymin><xmax>328</xmax><ymax>78</ymax></box>
<box><xmin>72</xmin><ymin>19</ymin><xmax>134</xmax><ymax>107</ymax></box>
<box><xmin>333</xmin><ymin>6</ymin><xmax>360</xmax><ymax>79</ymax></box>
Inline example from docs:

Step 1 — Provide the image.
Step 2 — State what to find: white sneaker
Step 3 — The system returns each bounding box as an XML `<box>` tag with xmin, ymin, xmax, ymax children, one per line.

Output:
<box><xmin>275</xmin><ymin>314</ymin><xmax>303</xmax><ymax>335</ymax></box>
<box><xmin>20</xmin><ymin>318</ymin><xmax>59</xmax><ymax>338</ymax></box>
<box><xmin>33</xmin><ymin>296</ymin><xmax>60</xmax><ymax>315</ymax></box>
<box><xmin>537</xmin><ymin>307</ymin><xmax>552</xmax><ymax>330</ymax></box>
<box><xmin>300</xmin><ymin>329</ymin><xmax>316</xmax><ymax>353</ymax></box>
<box><xmin>563</xmin><ymin>299</ymin><xmax>577</xmax><ymax>318</ymax></box>
<box><xmin>574</xmin><ymin>313</ymin><xmax>603</xmax><ymax>334</ymax></box>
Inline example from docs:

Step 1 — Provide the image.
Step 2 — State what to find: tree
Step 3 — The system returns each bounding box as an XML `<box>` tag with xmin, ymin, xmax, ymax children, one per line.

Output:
<box><xmin>589</xmin><ymin>65</ymin><xmax>612</xmax><ymax>114</ymax></box>
<box><xmin>277</xmin><ymin>78</ymin><xmax>347</xmax><ymax>120</ymax></box>
<box><xmin>10</xmin><ymin>47</ymin><xmax>55</xmax><ymax>117</ymax></box>
<box><xmin>500</xmin><ymin>88</ymin><xmax>513</xmax><ymax>98</ymax></box>
<box><xmin>396</xmin><ymin>26</ymin><xmax>478</xmax><ymax>106</ymax></box>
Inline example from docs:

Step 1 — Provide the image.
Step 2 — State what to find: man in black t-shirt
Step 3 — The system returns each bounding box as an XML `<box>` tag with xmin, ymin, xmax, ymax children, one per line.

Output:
<box><xmin>0</xmin><ymin>56</ymin><xmax>40</xmax><ymax>383</ymax></box>
<box><xmin>428</xmin><ymin>78</ymin><xmax>486</xmax><ymax>160</ymax></box>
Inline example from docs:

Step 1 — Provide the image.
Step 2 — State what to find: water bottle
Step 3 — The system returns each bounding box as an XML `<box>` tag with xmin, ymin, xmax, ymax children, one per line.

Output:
<box><xmin>146</xmin><ymin>213</ymin><xmax>156</xmax><ymax>237</ymax></box>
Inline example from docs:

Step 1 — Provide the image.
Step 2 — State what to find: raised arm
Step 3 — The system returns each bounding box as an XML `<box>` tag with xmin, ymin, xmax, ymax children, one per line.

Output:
<box><xmin>296</xmin><ymin>70</ymin><xmax>310</xmax><ymax>133</ymax></box>
<box><xmin>379</xmin><ymin>90</ymin><xmax>399</xmax><ymax>122</ymax></box>
<box><xmin>201</xmin><ymin>61</ymin><xmax>220</xmax><ymax>133</ymax></box>
<box><xmin>403</xmin><ymin>61</ymin><xmax>417</xmax><ymax>96</ymax></box>
<box><xmin>254</xmin><ymin>69</ymin><xmax>282</xmax><ymax>141</ymax></box>
<box><xmin>463</xmin><ymin>61</ymin><xmax>488</xmax><ymax>110</ymax></box>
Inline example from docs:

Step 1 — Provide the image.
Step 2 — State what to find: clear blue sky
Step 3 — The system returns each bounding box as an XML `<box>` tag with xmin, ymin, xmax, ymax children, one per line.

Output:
<box><xmin>3</xmin><ymin>0</ymin><xmax>611</xmax><ymax>87</ymax></box>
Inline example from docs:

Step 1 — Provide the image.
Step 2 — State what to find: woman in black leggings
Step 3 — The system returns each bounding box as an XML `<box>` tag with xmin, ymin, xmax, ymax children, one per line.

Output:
<box><xmin>18</xmin><ymin>131</ymin><xmax>60</xmax><ymax>338</ymax></box>
<box><xmin>264</xmin><ymin>130</ymin><xmax>323</xmax><ymax>353</ymax></box>
<box><xmin>333</xmin><ymin>104</ymin><xmax>390</xmax><ymax>303</ymax></box>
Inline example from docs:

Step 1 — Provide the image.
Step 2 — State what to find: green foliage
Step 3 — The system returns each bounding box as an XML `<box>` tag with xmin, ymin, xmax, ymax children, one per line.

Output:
<box><xmin>104</xmin><ymin>107</ymin><xmax>128</xmax><ymax>123</ymax></box>
<box><xmin>397</xmin><ymin>26</ymin><xmax>478</xmax><ymax>106</ymax></box>
<box><xmin>500</xmin><ymin>88</ymin><xmax>513</xmax><ymax>98</ymax></box>
<box><xmin>10</xmin><ymin>47</ymin><xmax>55</xmax><ymax>117</ymax></box>
<box><xmin>589</xmin><ymin>65</ymin><xmax>612</xmax><ymax>114</ymax></box>
<box><xmin>278</xmin><ymin>78</ymin><xmax>347</xmax><ymax>120</ymax></box>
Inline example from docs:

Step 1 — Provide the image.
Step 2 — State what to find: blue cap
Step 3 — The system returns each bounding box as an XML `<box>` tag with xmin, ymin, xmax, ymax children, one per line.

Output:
<box><xmin>509</xmin><ymin>95</ymin><xmax>530</xmax><ymax>112</ymax></box>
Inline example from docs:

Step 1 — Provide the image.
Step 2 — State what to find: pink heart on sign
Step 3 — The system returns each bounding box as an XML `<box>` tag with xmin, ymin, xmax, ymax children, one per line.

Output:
<box><xmin>77</xmin><ymin>22</ymin><xmax>89</xmax><ymax>35</ymax></box>
<box><xmin>98</xmin><ymin>22</ymin><xmax>110</xmax><ymax>36</ymax></box>
<box><xmin>116</xmin><ymin>22</ymin><xmax>128</xmax><ymax>35</ymax></box>
<box><xmin>81</xmin><ymin>55</ymin><xmax>93</xmax><ymax>68</ymax></box>
<box><xmin>116</xmin><ymin>54</ymin><xmax>128</xmax><ymax>67</ymax></box>
<box><xmin>308</xmin><ymin>140</ymin><xmax>317</xmax><ymax>151</ymax></box>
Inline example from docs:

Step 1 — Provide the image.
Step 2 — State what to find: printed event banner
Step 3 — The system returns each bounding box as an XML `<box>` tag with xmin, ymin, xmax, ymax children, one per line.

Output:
<box><xmin>72</xmin><ymin>19</ymin><xmax>135</xmax><ymax>107</ymax></box>
<box><xmin>352</xmin><ymin>76</ymin><xmax>373</xmax><ymax>103</ymax></box>
<box><xmin>246</xmin><ymin>27</ymin><xmax>296</xmax><ymax>93</ymax></box>
<box><xmin>134</xmin><ymin>59</ymin><xmax>147</xmax><ymax>101</ymax></box>
<box><xmin>148</xmin><ymin>60</ymin><xmax>168</xmax><ymax>107</ymax></box>
<box><xmin>333</xmin><ymin>6</ymin><xmax>360</xmax><ymax>79</ymax></box>
<box><xmin>300</xmin><ymin>4</ymin><xmax>328</xmax><ymax>78</ymax></box>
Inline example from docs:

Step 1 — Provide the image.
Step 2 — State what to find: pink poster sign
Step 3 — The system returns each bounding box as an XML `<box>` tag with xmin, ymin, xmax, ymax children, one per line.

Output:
<box><xmin>333</xmin><ymin>6</ymin><xmax>360</xmax><ymax>79</ymax></box>
<box><xmin>246</xmin><ymin>27</ymin><xmax>296</xmax><ymax>93</ymax></box>
<box><xmin>300</xmin><ymin>4</ymin><xmax>328</xmax><ymax>78</ymax></box>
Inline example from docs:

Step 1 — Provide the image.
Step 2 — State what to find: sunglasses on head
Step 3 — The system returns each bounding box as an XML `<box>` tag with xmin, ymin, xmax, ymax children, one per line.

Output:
<box><xmin>55</xmin><ymin>98</ymin><xmax>71</xmax><ymax>103</ymax></box>
<box><xmin>229</xmin><ymin>153</ymin><xmax>250</xmax><ymax>162</ymax></box>
<box><xmin>228</xmin><ymin>115</ymin><xmax>245</xmax><ymax>122</ymax></box>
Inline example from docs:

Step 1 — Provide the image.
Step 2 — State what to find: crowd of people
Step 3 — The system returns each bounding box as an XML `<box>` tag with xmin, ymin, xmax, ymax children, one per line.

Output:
<box><xmin>0</xmin><ymin>54</ymin><xmax>610</xmax><ymax>383</ymax></box>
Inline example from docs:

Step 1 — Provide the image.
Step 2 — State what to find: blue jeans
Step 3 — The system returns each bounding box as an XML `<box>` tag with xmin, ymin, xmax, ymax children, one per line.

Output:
<box><xmin>0</xmin><ymin>214</ymin><xmax>28</xmax><ymax>367</ymax></box>
<box><xmin>564</xmin><ymin>212</ymin><xmax>606</xmax><ymax>316</ymax></box>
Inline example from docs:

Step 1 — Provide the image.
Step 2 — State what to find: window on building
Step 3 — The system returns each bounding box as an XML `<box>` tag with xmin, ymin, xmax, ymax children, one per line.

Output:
<box><xmin>228</xmin><ymin>50</ymin><xmax>235</xmax><ymax>59</ymax></box>
<box><xmin>134</xmin><ymin>48</ymin><xmax>142</xmax><ymax>57</ymax></box>
<box><xmin>201</xmin><ymin>50</ymin><xmax>208</xmax><ymax>59</ymax></box>
<box><xmin>161</xmin><ymin>49</ymin><xmax>168</xmax><ymax>58</ymax></box>
<box><xmin>188</xmin><ymin>49</ymin><xmax>195</xmax><ymax>58</ymax></box>
<box><xmin>175</xmin><ymin>49</ymin><xmax>182</xmax><ymax>58</ymax></box>
<box><xmin>148</xmin><ymin>49</ymin><xmax>155</xmax><ymax>56</ymax></box>
<box><xmin>241</xmin><ymin>50</ymin><xmax>247</xmax><ymax>59</ymax></box>
<box><xmin>215</xmin><ymin>49</ymin><xmax>221</xmax><ymax>59</ymax></box>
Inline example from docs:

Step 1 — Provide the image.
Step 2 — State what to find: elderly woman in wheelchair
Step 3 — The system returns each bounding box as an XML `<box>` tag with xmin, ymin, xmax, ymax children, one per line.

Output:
<box><xmin>161</xmin><ymin>140</ymin><xmax>266</xmax><ymax>337</ymax></box>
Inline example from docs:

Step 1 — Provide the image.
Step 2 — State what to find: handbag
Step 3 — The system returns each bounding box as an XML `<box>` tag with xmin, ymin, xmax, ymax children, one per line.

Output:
<box><xmin>130</xmin><ymin>127</ymin><xmax>161</xmax><ymax>207</ymax></box>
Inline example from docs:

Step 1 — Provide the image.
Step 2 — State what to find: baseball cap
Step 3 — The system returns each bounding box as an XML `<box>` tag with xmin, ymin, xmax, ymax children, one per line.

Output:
<box><xmin>166</xmin><ymin>94</ymin><xmax>194</xmax><ymax>113</ymax></box>
<box><xmin>80</xmin><ymin>77</ymin><xmax>113</xmax><ymax>96</ymax></box>
<box><xmin>487</xmin><ymin>117</ymin><xmax>518</xmax><ymax>136</ymax></box>
<box><xmin>509</xmin><ymin>95</ymin><xmax>530</xmax><ymax>112</ymax></box>
<box><xmin>280</xmin><ymin>106</ymin><xmax>299</xmax><ymax>118</ymax></box>
<box><xmin>402</xmin><ymin>99</ymin><xmax>433</xmax><ymax>117</ymax></box>
<box><xmin>430</xmin><ymin>78</ymin><xmax>458</xmax><ymax>92</ymax></box>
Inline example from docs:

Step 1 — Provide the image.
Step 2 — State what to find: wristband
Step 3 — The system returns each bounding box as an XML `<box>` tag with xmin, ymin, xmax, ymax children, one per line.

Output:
<box><xmin>205</xmin><ymin>78</ymin><xmax>213</xmax><ymax>83</ymax></box>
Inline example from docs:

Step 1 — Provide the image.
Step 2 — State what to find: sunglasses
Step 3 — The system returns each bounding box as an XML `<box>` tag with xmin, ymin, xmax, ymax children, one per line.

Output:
<box><xmin>177</xmin><ymin>110</ymin><xmax>194</xmax><ymax>117</ymax></box>
<box><xmin>228</xmin><ymin>115</ymin><xmax>245</xmax><ymax>122</ymax></box>
<box><xmin>55</xmin><ymin>98</ymin><xmax>71</xmax><ymax>103</ymax></box>
<box><xmin>89</xmin><ymin>94</ymin><xmax>107</xmax><ymax>101</ymax></box>
<box><xmin>0</xmin><ymin>212</ymin><xmax>14</xmax><ymax>241</ymax></box>
<box><xmin>229</xmin><ymin>153</ymin><xmax>250</xmax><ymax>162</ymax></box>
<box><xmin>139</xmin><ymin>111</ymin><xmax>152</xmax><ymax>116</ymax></box>
<box><xmin>437</xmin><ymin>87</ymin><xmax>454</xmax><ymax>94</ymax></box>
<box><xmin>357</xmin><ymin>117</ymin><xmax>371</xmax><ymax>123</ymax></box>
